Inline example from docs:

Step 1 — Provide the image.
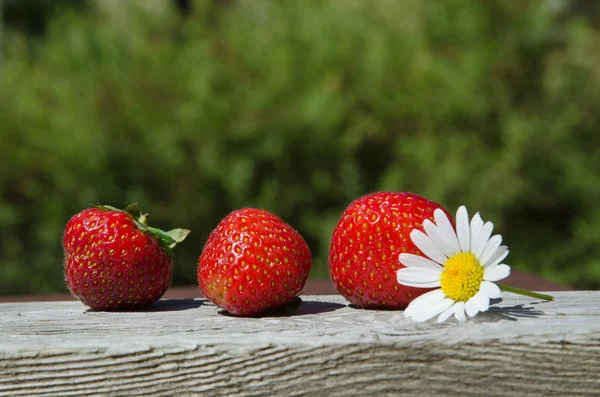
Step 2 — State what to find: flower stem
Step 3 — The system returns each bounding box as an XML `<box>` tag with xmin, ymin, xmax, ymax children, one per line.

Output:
<box><xmin>497</xmin><ymin>283</ymin><xmax>554</xmax><ymax>301</ymax></box>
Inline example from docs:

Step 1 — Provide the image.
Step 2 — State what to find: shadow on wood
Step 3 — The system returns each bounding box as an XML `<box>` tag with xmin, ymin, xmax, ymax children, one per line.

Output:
<box><xmin>84</xmin><ymin>298</ymin><xmax>207</xmax><ymax>313</ymax></box>
<box><xmin>218</xmin><ymin>300</ymin><xmax>347</xmax><ymax>318</ymax></box>
<box><xmin>476</xmin><ymin>303</ymin><xmax>545</xmax><ymax>323</ymax></box>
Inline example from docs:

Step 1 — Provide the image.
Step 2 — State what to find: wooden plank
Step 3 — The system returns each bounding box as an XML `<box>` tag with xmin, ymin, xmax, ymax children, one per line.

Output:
<box><xmin>1</xmin><ymin>292</ymin><xmax>599</xmax><ymax>397</ymax></box>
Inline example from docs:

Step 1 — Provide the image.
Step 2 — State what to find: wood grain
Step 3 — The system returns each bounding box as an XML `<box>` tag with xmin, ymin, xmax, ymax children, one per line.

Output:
<box><xmin>1</xmin><ymin>292</ymin><xmax>599</xmax><ymax>396</ymax></box>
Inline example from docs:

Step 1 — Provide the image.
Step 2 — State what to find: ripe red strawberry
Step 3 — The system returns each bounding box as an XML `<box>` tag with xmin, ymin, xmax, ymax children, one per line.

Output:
<box><xmin>329</xmin><ymin>192</ymin><xmax>453</xmax><ymax>309</ymax></box>
<box><xmin>63</xmin><ymin>204</ymin><xmax>189</xmax><ymax>310</ymax></box>
<box><xmin>198</xmin><ymin>208</ymin><xmax>311</xmax><ymax>317</ymax></box>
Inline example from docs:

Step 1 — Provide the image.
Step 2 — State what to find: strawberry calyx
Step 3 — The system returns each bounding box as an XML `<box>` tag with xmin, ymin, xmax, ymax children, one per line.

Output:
<box><xmin>92</xmin><ymin>203</ymin><xmax>190</xmax><ymax>257</ymax></box>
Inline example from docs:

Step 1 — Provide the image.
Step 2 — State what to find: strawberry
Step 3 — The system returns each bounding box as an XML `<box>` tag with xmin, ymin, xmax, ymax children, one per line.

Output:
<box><xmin>63</xmin><ymin>204</ymin><xmax>189</xmax><ymax>310</ymax></box>
<box><xmin>198</xmin><ymin>208</ymin><xmax>311</xmax><ymax>317</ymax></box>
<box><xmin>328</xmin><ymin>192</ymin><xmax>453</xmax><ymax>309</ymax></box>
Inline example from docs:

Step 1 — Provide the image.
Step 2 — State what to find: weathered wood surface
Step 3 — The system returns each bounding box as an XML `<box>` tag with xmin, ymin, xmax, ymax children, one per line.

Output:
<box><xmin>1</xmin><ymin>292</ymin><xmax>599</xmax><ymax>397</ymax></box>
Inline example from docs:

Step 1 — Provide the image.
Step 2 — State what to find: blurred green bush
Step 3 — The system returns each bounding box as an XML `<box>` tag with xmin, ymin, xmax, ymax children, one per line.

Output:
<box><xmin>1</xmin><ymin>0</ymin><xmax>599</xmax><ymax>294</ymax></box>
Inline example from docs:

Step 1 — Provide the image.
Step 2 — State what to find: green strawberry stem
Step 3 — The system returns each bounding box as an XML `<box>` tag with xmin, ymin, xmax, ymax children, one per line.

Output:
<box><xmin>497</xmin><ymin>283</ymin><xmax>554</xmax><ymax>301</ymax></box>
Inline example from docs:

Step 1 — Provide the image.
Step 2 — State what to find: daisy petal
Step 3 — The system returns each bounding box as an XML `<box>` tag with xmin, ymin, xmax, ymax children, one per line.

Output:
<box><xmin>472</xmin><ymin>221</ymin><xmax>494</xmax><ymax>259</ymax></box>
<box><xmin>479</xmin><ymin>280</ymin><xmax>502</xmax><ymax>299</ymax></box>
<box><xmin>398</xmin><ymin>253</ymin><xmax>443</xmax><ymax>272</ymax></box>
<box><xmin>397</xmin><ymin>268</ymin><xmax>442</xmax><ymax>288</ymax></box>
<box><xmin>412</xmin><ymin>298</ymin><xmax>454</xmax><ymax>322</ymax></box>
<box><xmin>469</xmin><ymin>212</ymin><xmax>483</xmax><ymax>252</ymax></box>
<box><xmin>437</xmin><ymin>302</ymin><xmax>459</xmax><ymax>323</ymax></box>
<box><xmin>423</xmin><ymin>220</ymin><xmax>455</xmax><ymax>258</ymax></box>
<box><xmin>465</xmin><ymin>297</ymin><xmax>480</xmax><ymax>317</ymax></box>
<box><xmin>454</xmin><ymin>302</ymin><xmax>466</xmax><ymax>321</ymax></box>
<box><xmin>410</xmin><ymin>229</ymin><xmax>448</xmax><ymax>265</ymax></box>
<box><xmin>478</xmin><ymin>234</ymin><xmax>502</xmax><ymax>264</ymax></box>
<box><xmin>434</xmin><ymin>209</ymin><xmax>461</xmax><ymax>255</ymax></box>
<box><xmin>483</xmin><ymin>245</ymin><xmax>509</xmax><ymax>268</ymax></box>
<box><xmin>456</xmin><ymin>206</ymin><xmax>470</xmax><ymax>253</ymax></box>
<box><xmin>484</xmin><ymin>264</ymin><xmax>511</xmax><ymax>282</ymax></box>
<box><xmin>474</xmin><ymin>292</ymin><xmax>490</xmax><ymax>312</ymax></box>
<box><xmin>404</xmin><ymin>289</ymin><xmax>446</xmax><ymax>318</ymax></box>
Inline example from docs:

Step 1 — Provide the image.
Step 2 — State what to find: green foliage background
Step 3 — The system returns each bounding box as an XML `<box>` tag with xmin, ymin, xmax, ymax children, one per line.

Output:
<box><xmin>1</xmin><ymin>0</ymin><xmax>599</xmax><ymax>295</ymax></box>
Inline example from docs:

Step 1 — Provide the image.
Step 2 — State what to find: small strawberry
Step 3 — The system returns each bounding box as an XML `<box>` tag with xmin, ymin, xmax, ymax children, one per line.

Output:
<box><xmin>329</xmin><ymin>192</ymin><xmax>453</xmax><ymax>309</ymax></box>
<box><xmin>63</xmin><ymin>204</ymin><xmax>189</xmax><ymax>310</ymax></box>
<box><xmin>198</xmin><ymin>208</ymin><xmax>311</xmax><ymax>317</ymax></box>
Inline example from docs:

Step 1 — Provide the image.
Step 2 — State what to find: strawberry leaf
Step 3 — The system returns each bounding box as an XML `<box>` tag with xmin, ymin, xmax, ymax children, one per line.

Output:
<box><xmin>92</xmin><ymin>204</ymin><xmax>121</xmax><ymax>212</ymax></box>
<box><xmin>164</xmin><ymin>229</ymin><xmax>191</xmax><ymax>244</ymax></box>
<box><xmin>125</xmin><ymin>203</ymin><xmax>141</xmax><ymax>219</ymax></box>
<box><xmin>146</xmin><ymin>226</ymin><xmax>177</xmax><ymax>246</ymax></box>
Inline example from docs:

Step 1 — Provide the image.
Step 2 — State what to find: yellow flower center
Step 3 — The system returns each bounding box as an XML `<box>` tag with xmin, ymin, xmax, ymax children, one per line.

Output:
<box><xmin>440</xmin><ymin>252</ymin><xmax>484</xmax><ymax>302</ymax></box>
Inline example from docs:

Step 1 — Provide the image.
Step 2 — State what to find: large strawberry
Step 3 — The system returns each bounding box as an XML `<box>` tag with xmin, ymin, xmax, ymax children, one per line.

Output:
<box><xmin>198</xmin><ymin>208</ymin><xmax>311</xmax><ymax>317</ymax></box>
<box><xmin>329</xmin><ymin>192</ymin><xmax>453</xmax><ymax>309</ymax></box>
<box><xmin>63</xmin><ymin>204</ymin><xmax>189</xmax><ymax>310</ymax></box>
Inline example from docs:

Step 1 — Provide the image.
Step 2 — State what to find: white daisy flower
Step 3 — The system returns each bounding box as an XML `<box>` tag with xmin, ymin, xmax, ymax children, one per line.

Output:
<box><xmin>397</xmin><ymin>206</ymin><xmax>511</xmax><ymax>323</ymax></box>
